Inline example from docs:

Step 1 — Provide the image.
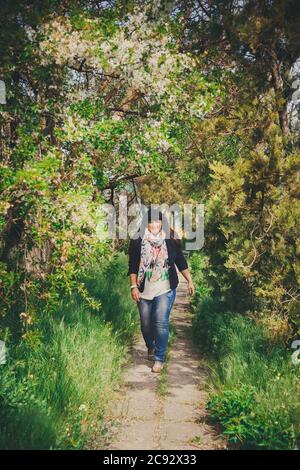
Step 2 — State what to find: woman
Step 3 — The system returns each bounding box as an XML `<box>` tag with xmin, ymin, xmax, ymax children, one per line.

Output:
<box><xmin>127</xmin><ymin>208</ymin><xmax>195</xmax><ymax>373</ymax></box>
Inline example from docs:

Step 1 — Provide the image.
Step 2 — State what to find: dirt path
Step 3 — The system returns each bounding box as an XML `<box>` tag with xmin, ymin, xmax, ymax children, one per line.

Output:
<box><xmin>96</xmin><ymin>274</ymin><xmax>226</xmax><ymax>450</ymax></box>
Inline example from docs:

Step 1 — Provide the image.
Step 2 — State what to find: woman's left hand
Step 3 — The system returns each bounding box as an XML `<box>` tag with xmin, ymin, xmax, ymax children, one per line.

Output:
<box><xmin>188</xmin><ymin>281</ymin><xmax>195</xmax><ymax>296</ymax></box>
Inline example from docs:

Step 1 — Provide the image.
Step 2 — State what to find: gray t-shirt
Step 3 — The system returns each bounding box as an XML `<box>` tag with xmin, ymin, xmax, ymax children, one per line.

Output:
<box><xmin>139</xmin><ymin>264</ymin><xmax>171</xmax><ymax>300</ymax></box>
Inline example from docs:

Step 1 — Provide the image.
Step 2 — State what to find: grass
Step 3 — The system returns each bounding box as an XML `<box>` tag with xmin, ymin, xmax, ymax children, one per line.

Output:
<box><xmin>0</xmin><ymin>252</ymin><xmax>139</xmax><ymax>449</ymax></box>
<box><xmin>190</xmin><ymin>252</ymin><xmax>300</xmax><ymax>450</ymax></box>
<box><xmin>190</xmin><ymin>435</ymin><xmax>204</xmax><ymax>446</ymax></box>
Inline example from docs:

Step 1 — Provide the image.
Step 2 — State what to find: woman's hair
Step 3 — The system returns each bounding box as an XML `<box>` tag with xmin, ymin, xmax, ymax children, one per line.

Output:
<box><xmin>139</xmin><ymin>207</ymin><xmax>180</xmax><ymax>243</ymax></box>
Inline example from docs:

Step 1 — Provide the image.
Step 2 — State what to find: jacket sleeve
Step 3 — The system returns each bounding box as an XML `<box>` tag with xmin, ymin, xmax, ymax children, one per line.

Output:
<box><xmin>127</xmin><ymin>238</ymin><xmax>139</xmax><ymax>276</ymax></box>
<box><xmin>174</xmin><ymin>239</ymin><xmax>188</xmax><ymax>272</ymax></box>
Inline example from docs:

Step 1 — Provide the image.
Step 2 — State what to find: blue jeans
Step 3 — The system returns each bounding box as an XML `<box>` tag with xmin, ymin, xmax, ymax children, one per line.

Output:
<box><xmin>137</xmin><ymin>288</ymin><xmax>177</xmax><ymax>363</ymax></box>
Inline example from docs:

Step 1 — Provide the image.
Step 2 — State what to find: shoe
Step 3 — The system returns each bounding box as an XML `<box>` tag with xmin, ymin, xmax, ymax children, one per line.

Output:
<box><xmin>151</xmin><ymin>361</ymin><xmax>164</xmax><ymax>373</ymax></box>
<box><xmin>147</xmin><ymin>348</ymin><xmax>155</xmax><ymax>361</ymax></box>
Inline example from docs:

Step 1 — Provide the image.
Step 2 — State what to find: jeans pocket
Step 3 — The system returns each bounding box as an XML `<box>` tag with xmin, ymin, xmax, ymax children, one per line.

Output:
<box><xmin>167</xmin><ymin>288</ymin><xmax>176</xmax><ymax>309</ymax></box>
<box><xmin>168</xmin><ymin>288</ymin><xmax>176</xmax><ymax>298</ymax></box>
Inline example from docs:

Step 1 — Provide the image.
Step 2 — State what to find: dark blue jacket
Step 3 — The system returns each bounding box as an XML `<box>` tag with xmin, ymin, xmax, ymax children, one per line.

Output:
<box><xmin>127</xmin><ymin>236</ymin><xmax>188</xmax><ymax>292</ymax></box>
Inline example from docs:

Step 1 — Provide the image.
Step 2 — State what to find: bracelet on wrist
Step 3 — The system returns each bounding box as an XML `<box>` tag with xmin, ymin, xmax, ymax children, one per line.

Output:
<box><xmin>130</xmin><ymin>284</ymin><xmax>138</xmax><ymax>289</ymax></box>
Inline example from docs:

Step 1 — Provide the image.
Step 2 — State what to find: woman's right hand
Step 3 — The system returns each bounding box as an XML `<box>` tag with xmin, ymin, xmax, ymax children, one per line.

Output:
<box><xmin>131</xmin><ymin>287</ymin><xmax>141</xmax><ymax>302</ymax></box>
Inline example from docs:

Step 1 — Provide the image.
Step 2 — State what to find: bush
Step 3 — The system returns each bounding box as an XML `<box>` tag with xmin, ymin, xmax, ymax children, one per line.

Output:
<box><xmin>190</xmin><ymin>252</ymin><xmax>300</xmax><ymax>450</ymax></box>
<box><xmin>0</xmin><ymin>252</ymin><xmax>139</xmax><ymax>449</ymax></box>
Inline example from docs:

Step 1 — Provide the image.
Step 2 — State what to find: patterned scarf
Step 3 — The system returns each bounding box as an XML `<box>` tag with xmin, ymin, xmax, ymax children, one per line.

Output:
<box><xmin>137</xmin><ymin>227</ymin><xmax>169</xmax><ymax>287</ymax></box>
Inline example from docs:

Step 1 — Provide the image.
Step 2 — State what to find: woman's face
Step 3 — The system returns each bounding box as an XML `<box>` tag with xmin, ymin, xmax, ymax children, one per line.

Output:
<box><xmin>148</xmin><ymin>219</ymin><xmax>162</xmax><ymax>235</ymax></box>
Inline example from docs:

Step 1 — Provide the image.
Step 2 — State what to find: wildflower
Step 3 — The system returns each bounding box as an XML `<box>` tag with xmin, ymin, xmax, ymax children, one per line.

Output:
<box><xmin>20</xmin><ymin>312</ymin><xmax>33</xmax><ymax>325</ymax></box>
<box><xmin>79</xmin><ymin>404</ymin><xmax>88</xmax><ymax>412</ymax></box>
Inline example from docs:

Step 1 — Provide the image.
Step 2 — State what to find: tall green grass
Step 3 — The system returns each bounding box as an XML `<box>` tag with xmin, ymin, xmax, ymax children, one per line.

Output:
<box><xmin>82</xmin><ymin>252</ymin><xmax>140</xmax><ymax>343</ymax></box>
<box><xmin>190</xmin><ymin>252</ymin><xmax>300</xmax><ymax>450</ymax></box>
<box><xmin>0</xmin><ymin>252</ymin><xmax>139</xmax><ymax>449</ymax></box>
